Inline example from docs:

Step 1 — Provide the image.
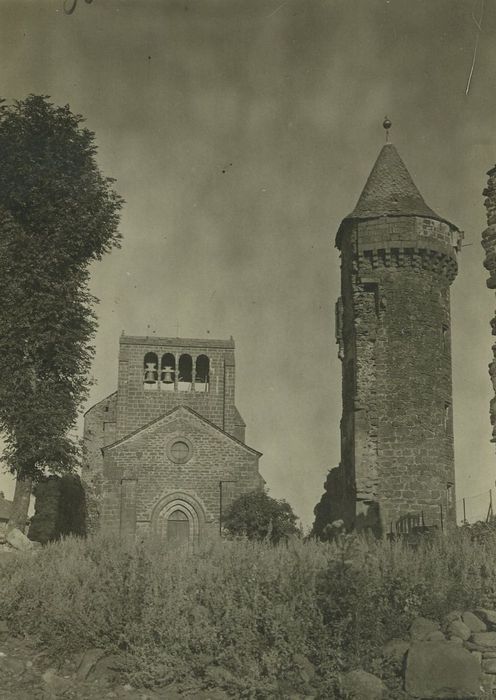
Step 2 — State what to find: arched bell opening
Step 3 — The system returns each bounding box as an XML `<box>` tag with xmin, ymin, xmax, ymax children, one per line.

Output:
<box><xmin>178</xmin><ymin>354</ymin><xmax>192</xmax><ymax>392</ymax></box>
<box><xmin>195</xmin><ymin>354</ymin><xmax>209</xmax><ymax>393</ymax></box>
<box><xmin>143</xmin><ymin>352</ymin><xmax>158</xmax><ymax>391</ymax></box>
<box><xmin>161</xmin><ymin>353</ymin><xmax>176</xmax><ymax>392</ymax></box>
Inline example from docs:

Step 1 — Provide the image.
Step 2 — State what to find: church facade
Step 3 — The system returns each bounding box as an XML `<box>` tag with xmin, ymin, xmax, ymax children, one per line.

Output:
<box><xmin>82</xmin><ymin>334</ymin><xmax>263</xmax><ymax>547</ymax></box>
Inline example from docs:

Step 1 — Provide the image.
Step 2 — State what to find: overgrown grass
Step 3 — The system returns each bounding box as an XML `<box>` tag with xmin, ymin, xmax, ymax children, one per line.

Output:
<box><xmin>1</xmin><ymin>527</ymin><xmax>496</xmax><ymax>698</ymax></box>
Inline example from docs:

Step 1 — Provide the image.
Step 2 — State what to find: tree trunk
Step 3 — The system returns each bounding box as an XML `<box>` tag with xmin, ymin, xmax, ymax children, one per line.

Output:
<box><xmin>9</xmin><ymin>472</ymin><xmax>32</xmax><ymax>532</ymax></box>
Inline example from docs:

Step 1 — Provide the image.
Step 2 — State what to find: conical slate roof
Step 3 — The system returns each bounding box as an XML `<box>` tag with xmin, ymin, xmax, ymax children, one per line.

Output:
<box><xmin>344</xmin><ymin>143</ymin><xmax>448</xmax><ymax>223</ymax></box>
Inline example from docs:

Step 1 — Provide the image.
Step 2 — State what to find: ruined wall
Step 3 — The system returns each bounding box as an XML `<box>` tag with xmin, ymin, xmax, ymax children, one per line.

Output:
<box><xmin>336</xmin><ymin>215</ymin><xmax>459</xmax><ymax>533</ymax></box>
<box><xmin>482</xmin><ymin>166</ymin><xmax>496</xmax><ymax>443</ymax></box>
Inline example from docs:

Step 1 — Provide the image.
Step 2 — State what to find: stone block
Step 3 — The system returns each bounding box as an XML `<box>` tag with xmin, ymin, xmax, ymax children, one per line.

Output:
<box><xmin>481</xmin><ymin>671</ymin><xmax>496</xmax><ymax>695</ymax></box>
<box><xmin>404</xmin><ymin>641</ymin><xmax>481</xmax><ymax>698</ymax></box>
<box><xmin>427</xmin><ymin>631</ymin><xmax>446</xmax><ymax>642</ymax></box>
<box><xmin>410</xmin><ymin>616</ymin><xmax>440</xmax><ymax>641</ymax></box>
<box><xmin>381</xmin><ymin>638</ymin><xmax>410</xmax><ymax>662</ymax></box>
<box><xmin>444</xmin><ymin>610</ymin><xmax>462</xmax><ymax>623</ymax></box>
<box><xmin>6</xmin><ymin>527</ymin><xmax>33</xmax><ymax>551</ymax></box>
<box><xmin>463</xmin><ymin>611</ymin><xmax>487</xmax><ymax>633</ymax></box>
<box><xmin>483</xmin><ymin>658</ymin><xmax>496</xmax><ymax>674</ymax></box>
<box><xmin>471</xmin><ymin>651</ymin><xmax>483</xmax><ymax>665</ymax></box>
<box><xmin>474</xmin><ymin>609</ymin><xmax>496</xmax><ymax>628</ymax></box>
<box><xmin>341</xmin><ymin>669</ymin><xmax>386</xmax><ymax>700</ymax></box>
<box><xmin>76</xmin><ymin>647</ymin><xmax>106</xmax><ymax>680</ymax></box>
<box><xmin>470</xmin><ymin>632</ymin><xmax>496</xmax><ymax>649</ymax></box>
<box><xmin>448</xmin><ymin>619</ymin><xmax>471</xmax><ymax>641</ymax></box>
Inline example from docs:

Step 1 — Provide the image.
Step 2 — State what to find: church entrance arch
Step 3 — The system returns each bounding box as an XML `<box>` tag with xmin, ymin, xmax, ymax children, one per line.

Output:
<box><xmin>151</xmin><ymin>491</ymin><xmax>206</xmax><ymax>551</ymax></box>
<box><xmin>167</xmin><ymin>509</ymin><xmax>190</xmax><ymax>550</ymax></box>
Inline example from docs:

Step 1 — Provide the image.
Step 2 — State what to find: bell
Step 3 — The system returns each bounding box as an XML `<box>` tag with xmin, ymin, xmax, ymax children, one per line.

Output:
<box><xmin>162</xmin><ymin>366</ymin><xmax>174</xmax><ymax>383</ymax></box>
<box><xmin>144</xmin><ymin>362</ymin><xmax>157</xmax><ymax>383</ymax></box>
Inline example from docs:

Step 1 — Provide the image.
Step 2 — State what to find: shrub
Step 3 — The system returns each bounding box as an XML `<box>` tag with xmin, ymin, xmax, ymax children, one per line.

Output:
<box><xmin>2</xmin><ymin>527</ymin><xmax>496</xmax><ymax>697</ymax></box>
<box><xmin>222</xmin><ymin>490</ymin><xmax>300</xmax><ymax>544</ymax></box>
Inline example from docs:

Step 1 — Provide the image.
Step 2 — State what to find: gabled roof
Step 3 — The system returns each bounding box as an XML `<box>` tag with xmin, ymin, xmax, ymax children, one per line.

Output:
<box><xmin>343</xmin><ymin>143</ymin><xmax>457</xmax><ymax>229</ymax></box>
<box><xmin>83</xmin><ymin>391</ymin><xmax>117</xmax><ymax>418</ymax></box>
<box><xmin>103</xmin><ymin>405</ymin><xmax>262</xmax><ymax>457</ymax></box>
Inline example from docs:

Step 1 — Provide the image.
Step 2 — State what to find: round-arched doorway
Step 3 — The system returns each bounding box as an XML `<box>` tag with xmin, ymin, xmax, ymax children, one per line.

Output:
<box><xmin>151</xmin><ymin>492</ymin><xmax>206</xmax><ymax>551</ymax></box>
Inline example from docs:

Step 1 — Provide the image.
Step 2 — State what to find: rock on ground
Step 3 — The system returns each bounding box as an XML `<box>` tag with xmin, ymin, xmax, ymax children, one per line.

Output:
<box><xmin>341</xmin><ymin>669</ymin><xmax>386</xmax><ymax>700</ymax></box>
<box><xmin>470</xmin><ymin>632</ymin><xmax>496</xmax><ymax>649</ymax></box>
<box><xmin>462</xmin><ymin>611</ymin><xmax>487</xmax><ymax>633</ymax></box>
<box><xmin>409</xmin><ymin>617</ymin><xmax>440</xmax><ymax>641</ymax></box>
<box><xmin>475</xmin><ymin>609</ymin><xmax>496</xmax><ymax>628</ymax></box>
<box><xmin>76</xmin><ymin>647</ymin><xmax>106</xmax><ymax>680</ymax></box>
<box><xmin>405</xmin><ymin>641</ymin><xmax>481</xmax><ymax>698</ymax></box>
<box><xmin>5</xmin><ymin>528</ymin><xmax>33</xmax><ymax>552</ymax></box>
<box><xmin>448</xmin><ymin>619</ymin><xmax>471</xmax><ymax>641</ymax></box>
<box><xmin>381</xmin><ymin>639</ymin><xmax>410</xmax><ymax>662</ymax></box>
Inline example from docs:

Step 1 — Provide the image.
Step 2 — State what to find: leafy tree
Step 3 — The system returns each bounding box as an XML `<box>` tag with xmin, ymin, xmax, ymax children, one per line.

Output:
<box><xmin>0</xmin><ymin>95</ymin><xmax>123</xmax><ymax>530</ymax></box>
<box><xmin>222</xmin><ymin>489</ymin><xmax>299</xmax><ymax>544</ymax></box>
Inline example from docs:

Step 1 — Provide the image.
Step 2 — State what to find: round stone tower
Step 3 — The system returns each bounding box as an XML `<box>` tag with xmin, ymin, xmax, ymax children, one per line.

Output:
<box><xmin>335</xmin><ymin>137</ymin><xmax>463</xmax><ymax>535</ymax></box>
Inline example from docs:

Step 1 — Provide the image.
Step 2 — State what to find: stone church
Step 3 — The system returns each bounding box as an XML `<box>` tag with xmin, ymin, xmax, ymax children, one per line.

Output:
<box><xmin>82</xmin><ymin>334</ymin><xmax>263</xmax><ymax>547</ymax></box>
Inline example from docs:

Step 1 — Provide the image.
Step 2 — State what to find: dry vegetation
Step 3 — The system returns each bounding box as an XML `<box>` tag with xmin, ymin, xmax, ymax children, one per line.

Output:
<box><xmin>1</xmin><ymin>526</ymin><xmax>495</xmax><ymax>698</ymax></box>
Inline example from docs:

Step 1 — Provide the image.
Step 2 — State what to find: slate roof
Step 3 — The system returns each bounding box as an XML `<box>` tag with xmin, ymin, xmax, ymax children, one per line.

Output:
<box><xmin>344</xmin><ymin>143</ymin><xmax>456</xmax><ymax>228</ymax></box>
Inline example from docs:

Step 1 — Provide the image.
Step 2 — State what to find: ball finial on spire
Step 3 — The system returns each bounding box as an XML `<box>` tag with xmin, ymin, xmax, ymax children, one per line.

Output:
<box><xmin>383</xmin><ymin>116</ymin><xmax>392</xmax><ymax>142</ymax></box>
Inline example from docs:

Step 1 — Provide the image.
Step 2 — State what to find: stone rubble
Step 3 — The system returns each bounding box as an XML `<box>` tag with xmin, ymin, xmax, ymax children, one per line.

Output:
<box><xmin>402</xmin><ymin>607</ymin><xmax>496</xmax><ymax>697</ymax></box>
<box><xmin>0</xmin><ymin>616</ymin><xmax>318</xmax><ymax>699</ymax></box>
<box><xmin>482</xmin><ymin>165</ymin><xmax>496</xmax><ymax>442</ymax></box>
<box><xmin>4</xmin><ymin>601</ymin><xmax>496</xmax><ymax>697</ymax></box>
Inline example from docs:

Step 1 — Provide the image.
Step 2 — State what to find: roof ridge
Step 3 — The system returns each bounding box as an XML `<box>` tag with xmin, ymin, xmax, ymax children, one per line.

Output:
<box><xmin>103</xmin><ymin>405</ymin><xmax>261</xmax><ymax>457</ymax></box>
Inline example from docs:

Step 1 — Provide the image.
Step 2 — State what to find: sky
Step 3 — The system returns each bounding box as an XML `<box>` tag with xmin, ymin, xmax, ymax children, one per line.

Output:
<box><xmin>0</xmin><ymin>0</ymin><xmax>495</xmax><ymax>528</ymax></box>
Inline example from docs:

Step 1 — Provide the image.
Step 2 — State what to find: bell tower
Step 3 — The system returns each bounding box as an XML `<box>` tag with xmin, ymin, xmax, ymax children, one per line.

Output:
<box><xmin>335</xmin><ymin>122</ymin><xmax>463</xmax><ymax>534</ymax></box>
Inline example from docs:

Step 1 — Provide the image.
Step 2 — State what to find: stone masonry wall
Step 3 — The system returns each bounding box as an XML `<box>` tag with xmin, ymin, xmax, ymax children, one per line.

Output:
<box><xmin>100</xmin><ymin>413</ymin><xmax>261</xmax><ymax>539</ymax></box>
<box><xmin>482</xmin><ymin>166</ymin><xmax>496</xmax><ymax>443</ymax></box>
<box><xmin>116</xmin><ymin>338</ymin><xmax>239</xmax><ymax>441</ymax></box>
<box><xmin>338</xmin><ymin>216</ymin><xmax>458</xmax><ymax>533</ymax></box>
<box><xmin>81</xmin><ymin>392</ymin><xmax>117</xmax><ymax>532</ymax></box>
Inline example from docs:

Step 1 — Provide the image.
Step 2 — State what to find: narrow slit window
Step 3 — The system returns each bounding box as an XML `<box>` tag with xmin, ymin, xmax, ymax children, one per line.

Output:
<box><xmin>446</xmin><ymin>482</ymin><xmax>454</xmax><ymax>506</ymax></box>
<box><xmin>444</xmin><ymin>402</ymin><xmax>451</xmax><ymax>431</ymax></box>
<box><xmin>442</xmin><ymin>324</ymin><xmax>449</xmax><ymax>352</ymax></box>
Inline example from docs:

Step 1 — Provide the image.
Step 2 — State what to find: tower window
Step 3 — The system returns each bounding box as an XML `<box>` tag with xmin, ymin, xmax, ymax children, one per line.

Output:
<box><xmin>161</xmin><ymin>353</ymin><xmax>176</xmax><ymax>392</ymax></box>
<box><xmin>178</xmin><ymin>354</ymin><xmax>192</xmax><ymax>391</ymax></box>
<box><xmin>444</xmin><ymin>402</ymin><xmax>451</xmax><ymax>431</ymax></box>
<box><xmin>447</xmin><ymin>482</ymin><xmax>454</xmax><ymax>506</ymax></box>
<box><xmin>442</xmin><ymin>324</ymin><xmax>449</xmax><ymax>352</ymax></box>
<box><xmin>195</xmin><ymin>355</ymin><xmax>210</xmax><ymax>392</ymax></box>
<box><xmin>143</xmin><ymin>352</ymin><xmax>158</xmax><ymax>390</ymax></box>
